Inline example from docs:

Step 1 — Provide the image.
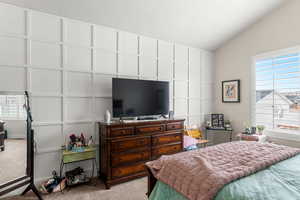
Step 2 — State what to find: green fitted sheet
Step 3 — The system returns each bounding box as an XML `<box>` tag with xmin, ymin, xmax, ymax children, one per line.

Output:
<box><xmin>149</xmin><ymin>154</ymin><xmax>300</xmax><ymax>200</ymax></box>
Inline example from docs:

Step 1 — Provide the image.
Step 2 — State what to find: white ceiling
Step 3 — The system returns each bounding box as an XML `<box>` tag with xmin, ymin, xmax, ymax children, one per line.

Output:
<box><xmin>0</xmin><ymin>0</ymin><xmax>286</xmax><ymax>50</ymax></box>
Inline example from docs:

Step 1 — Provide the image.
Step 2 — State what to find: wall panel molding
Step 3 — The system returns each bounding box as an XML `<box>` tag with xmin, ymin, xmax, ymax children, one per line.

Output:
<box><xmin>0</xmin><ymin>2</ymin><xmax>214</xmax><ymax>180</ymax></box>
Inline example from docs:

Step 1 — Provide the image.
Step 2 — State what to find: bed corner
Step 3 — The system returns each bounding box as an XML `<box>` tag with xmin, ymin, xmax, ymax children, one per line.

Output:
<box><xmin>146</xmin><ymin>166</ymin><xmax>157</xmax><ymax>198</ymax></box>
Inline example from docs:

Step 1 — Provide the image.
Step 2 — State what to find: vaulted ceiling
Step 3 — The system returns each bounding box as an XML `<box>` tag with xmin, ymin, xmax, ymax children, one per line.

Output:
<box><xmin>0</xmin><ymin>0</ymin><xmax>287</xmax><ymax>50</ymax></box>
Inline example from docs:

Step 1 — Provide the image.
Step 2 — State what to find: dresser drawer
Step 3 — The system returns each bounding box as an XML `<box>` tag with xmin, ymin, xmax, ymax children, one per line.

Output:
<box><xmin>110</xmin><ymin>136</ymin><xmax>151</xmax><ymax>152</ymax></box>
<box><xmin>110</xmin><ymin>127</ymin><xmax>134</xmax><ymax>137</ymax></box>
<box><xmin>166</xmin><ymin>122</ymin><xmax>183</xmax><ymax>131</ymax></box>
<box><xmin>136</xmin><ymin>125</ymin><xmax>164</xmax><ymax>134</ymax></box>
<box><xmin>111</xmin><ymin>162</ymin><xmax>146</xmax><ymax>178</ymax></box>
<box><xmin>111</xmin><ymin>150</ymin><xmax>150</xmax><ymax>167</ymax></box>
<box><xmin>152</xmin><ymin>143</ymin><xmax>182</xmax><ymax>159</ymax></box>
<box><xmin>152</xmin><ymin>132</ymin><xmax>182</xmax><ymax>146</ymax></box>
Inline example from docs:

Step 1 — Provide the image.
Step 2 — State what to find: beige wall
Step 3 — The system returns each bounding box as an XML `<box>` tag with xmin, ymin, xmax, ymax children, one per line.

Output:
<box><xmin>214</xmin><ymin>0</ymin><xmax>300</xmax><ymax>133</ymax></box>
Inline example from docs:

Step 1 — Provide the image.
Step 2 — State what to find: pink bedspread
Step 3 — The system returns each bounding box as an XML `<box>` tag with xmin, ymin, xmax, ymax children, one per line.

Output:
<box><xmin>146</xmin><ymin>141</ymin><xmax>300</xmax><ymax>200</ymax></box>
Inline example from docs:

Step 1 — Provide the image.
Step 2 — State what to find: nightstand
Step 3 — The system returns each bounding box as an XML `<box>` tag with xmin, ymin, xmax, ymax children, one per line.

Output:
<box><xmin>205</xmin><ymin>128</ymin><xmax>233</xmax><ymax>146</ymax></box>
<box><xmin>237</xmin><ymin>133</ymin><xmax>267</xmax><ymax>142</ymax></box>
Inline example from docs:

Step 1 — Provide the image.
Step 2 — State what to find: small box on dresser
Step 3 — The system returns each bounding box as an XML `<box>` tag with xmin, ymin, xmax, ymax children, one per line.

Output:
<box><xmin>98</xmin><ymin>119</ymin><xmax>185</xmax><ymax>189</ymax></box>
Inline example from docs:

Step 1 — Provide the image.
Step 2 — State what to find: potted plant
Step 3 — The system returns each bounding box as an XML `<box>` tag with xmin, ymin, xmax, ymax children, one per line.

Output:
<box><xmin>256</xmin><ymin>125</ymin><xmax>265</xmax><ymax>135</ymax></box>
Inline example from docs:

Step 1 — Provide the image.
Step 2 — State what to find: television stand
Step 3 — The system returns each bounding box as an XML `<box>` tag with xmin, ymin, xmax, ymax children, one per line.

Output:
<box><xmin>98</xmin><ymin>119</ymin><xmax>185</xmax><ymax>189</ymax></box>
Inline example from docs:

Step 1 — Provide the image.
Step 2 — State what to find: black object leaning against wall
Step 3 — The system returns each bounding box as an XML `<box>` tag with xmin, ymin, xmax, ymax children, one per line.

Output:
<box><xmin>0</xmin><ymin>91</ymin><xmax>42</xmax><ymax>200</ymax></box>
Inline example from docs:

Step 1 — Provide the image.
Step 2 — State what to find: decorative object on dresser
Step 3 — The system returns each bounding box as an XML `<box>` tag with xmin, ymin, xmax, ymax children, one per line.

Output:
<box><xmin>224</xmin><ymin>120</ymin><xmax>233</xmax><ymax>131</ymax></box>
<box><xmin>222</xmin><ymin>79</ymin><xmax>240</xmax><ymax>103</ymax></box>
<box><xmin>105</xmin><ymin>110</ymin><xmax>111</xmax><ymax>123</ymax></box>
<box><xmin>98</xmin><ymin>119</ymin><xmax>185</xmax><ymax>189</ymax></box>
<box><xmin>242</xmin><ymin>121</ymin><xmax>253</xmax><ymax>134</ymax></box>
<box><xmin>168</xmin><ymin>111</ymin><xmax>174</xmax><ymax>120</ymax></box>
<box><xmin>205</xmin><ymin>114</ymin><xmax>225</xmax><ymax>129</ymax></box>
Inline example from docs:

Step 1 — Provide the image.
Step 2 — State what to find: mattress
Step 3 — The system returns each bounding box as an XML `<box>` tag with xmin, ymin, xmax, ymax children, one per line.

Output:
<box><xmin>149</xmin><ymin>154</ymin><xmax>300</xmax><ymax>200</ymax></box>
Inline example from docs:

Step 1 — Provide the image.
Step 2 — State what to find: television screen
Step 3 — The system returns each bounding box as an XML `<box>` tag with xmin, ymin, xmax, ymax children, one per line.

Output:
<box><xmin>112</xmin><ymin>78</ymin><xmax>169</xmax><ymax>118</ymax></box>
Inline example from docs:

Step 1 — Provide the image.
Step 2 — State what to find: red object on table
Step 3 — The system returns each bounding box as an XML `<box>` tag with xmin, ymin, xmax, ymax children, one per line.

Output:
<box><xmin>237</xmin><ymin>133</ymin><xmax>263</xmax><ymax>141</ymax></box>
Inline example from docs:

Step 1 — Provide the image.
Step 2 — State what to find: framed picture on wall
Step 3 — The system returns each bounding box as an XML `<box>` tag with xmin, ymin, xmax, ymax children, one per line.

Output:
<box><xmin>222</xmin><ymin>79</ymin><xmax>240</xmax><ymax>103</ymax></box>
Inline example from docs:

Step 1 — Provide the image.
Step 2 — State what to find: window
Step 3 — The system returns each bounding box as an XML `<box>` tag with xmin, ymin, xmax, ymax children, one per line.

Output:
<box><xmin>0</xmin><ymin>95</ymin><xmax>26</xmax><ymax>120</ymax></box>
<box><xmin>254</xmin><ymin>49</ymin><xmax>300</xmax><ymax>130</ymax></box>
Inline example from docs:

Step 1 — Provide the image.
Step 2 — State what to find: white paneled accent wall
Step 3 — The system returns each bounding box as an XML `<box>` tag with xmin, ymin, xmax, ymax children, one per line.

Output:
<box><xmin>0</xmin><ymin>3</ymin><xmax>214</xmax><ymax>180</ymax></box>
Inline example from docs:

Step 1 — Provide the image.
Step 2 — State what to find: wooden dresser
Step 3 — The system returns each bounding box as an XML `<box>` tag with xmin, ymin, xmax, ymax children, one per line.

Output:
<box><xmin>98</xmin><ymin>119</ymin><xmax>184</xmax><ymax>189</ymax></box>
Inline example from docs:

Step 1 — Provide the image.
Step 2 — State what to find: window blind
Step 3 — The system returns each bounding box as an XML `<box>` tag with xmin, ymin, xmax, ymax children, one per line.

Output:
<box><xmin>255</xmin><ymin>51</ymin><xmax>300</xmax><ymax>130</ymax></box>
<box><xmin>0</xmin><ymin>95</ymin><xmax>26</xmax><ymax>120</ymax></box>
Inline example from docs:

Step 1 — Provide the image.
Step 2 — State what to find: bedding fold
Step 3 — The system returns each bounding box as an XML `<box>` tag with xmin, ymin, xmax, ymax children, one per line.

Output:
<box><xmin>146</xmin><ymin>141</ymin><xmax>300</xmax><ymax>200</ymax></box>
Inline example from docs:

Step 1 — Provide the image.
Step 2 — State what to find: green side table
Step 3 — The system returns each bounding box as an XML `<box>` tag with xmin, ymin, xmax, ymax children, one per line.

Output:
<box><xmin>60</xmin><ymin>146</ymin><xmax>97</xmax><ymax>179</ymax></box>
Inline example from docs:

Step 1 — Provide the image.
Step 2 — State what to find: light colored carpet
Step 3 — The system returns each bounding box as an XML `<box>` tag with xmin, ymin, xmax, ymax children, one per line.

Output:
<box><xmin>0</xmin><ymin>139</ymin><xmax>26</xmax><ymax>184</ymax></box>
<box><xmin>4</xmin><ymin>177</ymin><xmax>148</xmax><ymax>200</ymax></box>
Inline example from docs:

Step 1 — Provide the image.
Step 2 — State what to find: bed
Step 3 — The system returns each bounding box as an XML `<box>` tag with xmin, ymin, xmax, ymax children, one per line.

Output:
<box><xmin>146</xmin><ymin>141</ymin><xmax>300</xmax><ymax>200</ymax></box>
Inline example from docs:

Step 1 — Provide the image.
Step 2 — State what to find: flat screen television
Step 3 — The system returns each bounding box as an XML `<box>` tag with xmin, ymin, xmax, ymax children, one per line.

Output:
<box><xmin>112</xmin><ymin>78</ymin><xmax>169</xmax><ymax>118</ymax></box>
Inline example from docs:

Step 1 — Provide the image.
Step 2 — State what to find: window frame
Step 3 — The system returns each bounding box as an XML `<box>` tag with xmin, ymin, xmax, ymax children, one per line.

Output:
<box><xmin>251</xmin><ymin>46</ymin><xmax>300</xmax><ymax>130</ymax></box>
<box><xmin>0</xmin><ymin>91</ymin><xmax>26</xmax><ymax>120</ymax></box>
